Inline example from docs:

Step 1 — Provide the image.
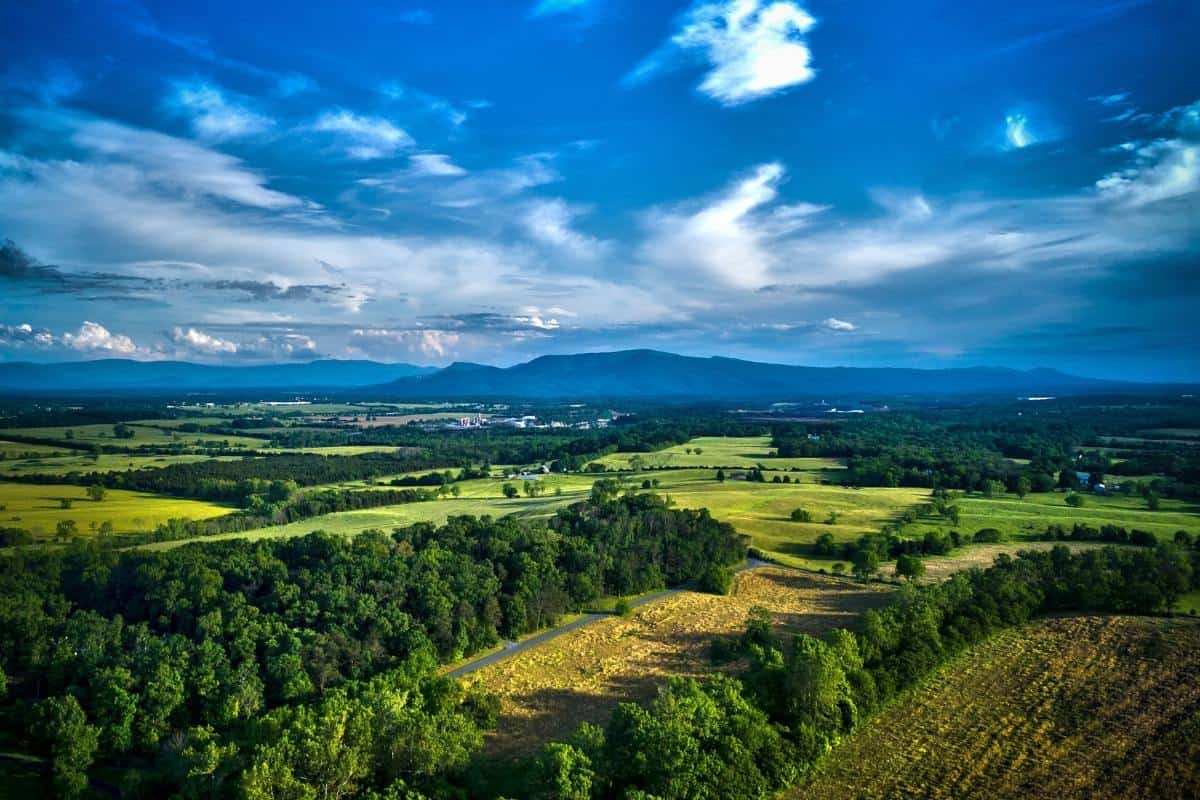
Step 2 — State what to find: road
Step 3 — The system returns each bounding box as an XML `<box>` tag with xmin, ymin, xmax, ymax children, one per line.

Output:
<box><xmin>446</xmin><ymin>557</ymin><xmax>771</xmax><ymax>678</ymax></box>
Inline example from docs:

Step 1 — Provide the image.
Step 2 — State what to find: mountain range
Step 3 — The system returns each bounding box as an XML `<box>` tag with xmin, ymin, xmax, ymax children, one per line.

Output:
<box><xmin>0</xmin><ymin>349</ymin><xmax>1146</xmax><ymax>398</ymax></box>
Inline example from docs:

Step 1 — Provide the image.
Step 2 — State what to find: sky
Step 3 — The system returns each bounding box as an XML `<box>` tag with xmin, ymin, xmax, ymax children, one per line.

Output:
<box><xmin>1</xmin><ymin>0</ymin><xmax>1198</xmax><ymax>381</ymax></box>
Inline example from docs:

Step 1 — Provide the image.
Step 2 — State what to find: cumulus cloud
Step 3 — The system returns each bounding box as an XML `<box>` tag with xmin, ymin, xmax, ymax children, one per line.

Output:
<box><xmin>352</xmin><ymin>327</ymin><xmax>460</xmax><ymax>359</ymax></box>
<box><xmin>171</xmin><ymin>326</ymin><xmax>238</xmax><ymax>354</ymax></box>
<box><xmin>0</xmin><ymin>322</ymin><xmax>55</xmax><ymax>348</ymax></box>
<box><xmin>313</xmin><ymin>110</ymin><xmax>413</xmax><ymax>159</ymax></box>
<box><xmin>165</xmin><ymin>80</ymin><xmax>274</xmax><ymax>141</ymax></box>
<box><xmin>822</xmin><ymin>317</ymin><xmax>856</xmax><ymax>332</ymax></box>
<box><xmin>630</xmin><ymin>0</ymin><xmax>818</xmax><ymax>106</ymax></box>
<box><xmin>62</xmin><ymin>321</ymin><xmax>139</xmax><ymax>354</ymax></box>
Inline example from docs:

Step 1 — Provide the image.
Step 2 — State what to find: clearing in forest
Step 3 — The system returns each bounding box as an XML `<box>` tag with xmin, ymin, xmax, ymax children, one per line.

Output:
<box><xmin>461</xmin><ymin>567</ymin><xmax>894</xmax><ymax>759</ymax></box>
<box><xmin>799</xmin><ymin>614</ymin><xmax>1200</xmax><ymax>800</ymax></box>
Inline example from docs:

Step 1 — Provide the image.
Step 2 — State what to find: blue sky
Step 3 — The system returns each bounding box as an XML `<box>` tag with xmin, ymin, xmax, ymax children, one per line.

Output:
<box><xmin>1</xmin><ymin>0</ymin><xmax>1198</xmax><ymax>380</ymax></box>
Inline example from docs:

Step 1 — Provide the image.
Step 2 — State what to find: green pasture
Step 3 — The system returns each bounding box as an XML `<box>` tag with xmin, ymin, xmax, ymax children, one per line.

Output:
<box><xmin>0</xmin><ymin>439</ymin><xmax>69</xmax><ymax>458</ymax></box>
<box><xmin>0</xmin><ymin>481</ymin><xmax>232</xmax><ymax>540</ymax></box>
<box><xmin>595</xmin><ymin>436</ymin><xmax>845</xmax><ymax>474</ymax></box>
<box><xmin>3</xmin><ymin>424</ymin><xmax>266</xmax><ymax>450</ymax></box>
<box><xmin>0</xmin><ymin>453</ymin><xmax>241</xmax><ymax>478</ymax></box>
<box><xmin>916</xmin><ymin>491</ymin><xmax>1200</xmax><ymax>542</ymax></box>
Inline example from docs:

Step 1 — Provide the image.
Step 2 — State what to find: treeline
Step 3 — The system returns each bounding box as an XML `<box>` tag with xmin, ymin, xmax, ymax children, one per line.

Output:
<box><xmin>506</xmin><ymin>542</ymin><xmax>1199</xmax><ymax>800</ymax></box>
<box><xmin>12</xmin><ymin>451</ymin><xmax>448</xmax><ymax>502</ymax></box>
<box><xmin>0</xmin><ymin>492</ymin><xmax>745</xmax><ymax>797</ymax></box>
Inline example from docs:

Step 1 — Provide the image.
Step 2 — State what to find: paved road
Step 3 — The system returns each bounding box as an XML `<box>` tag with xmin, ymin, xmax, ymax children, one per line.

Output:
<box><xmin>446</xmin><ymin>557</ymin><xmax>771</xmax><ymax>679</ymax></box>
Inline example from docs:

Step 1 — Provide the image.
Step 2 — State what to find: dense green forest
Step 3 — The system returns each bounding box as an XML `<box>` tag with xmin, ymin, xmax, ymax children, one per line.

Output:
<box><xmin>0</xmin><ymin>492</ymin><xmax>745</xmax><ymax>797</ymax></box>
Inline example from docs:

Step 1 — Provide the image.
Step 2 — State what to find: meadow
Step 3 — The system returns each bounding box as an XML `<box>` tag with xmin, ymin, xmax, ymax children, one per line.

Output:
<box><xmin>596</xmin><ymin>435</ymin><xmax>846</xmax><ymax>472</ymax></box>
<box><xmin>799</xmin><ymin>615</ymin><xmax>1200</xmax><ymax>800</ymax></box>
<box><xmin>2</xmin><ymin>423</ymin><xmax>266</xmax><ymax>450</ymax></box>
<box><xmin>462</xmin><ymin>567</ymin><xmax>895</xmax><ymax>759</ymax></box>
<box><xmin>0</xmin><ymin>452</ymin><xmax>242</xmax><ymax>478</ymax></box>
<box><xmin>0</xmin><ymin>481</ymin><xmax>231</xmax><ymax>540</ymax></box>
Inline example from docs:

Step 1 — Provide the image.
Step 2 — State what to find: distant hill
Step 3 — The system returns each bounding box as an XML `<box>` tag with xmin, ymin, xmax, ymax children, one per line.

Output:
<box><xmin>0</xmin><ymin>359</ymin><xmax>434</xmax><ymax>393</ymax></box>
<box><xmin>373</xmin><ymin>349</ymin><xmax>1128</xmax><ymax>400</ymax></box>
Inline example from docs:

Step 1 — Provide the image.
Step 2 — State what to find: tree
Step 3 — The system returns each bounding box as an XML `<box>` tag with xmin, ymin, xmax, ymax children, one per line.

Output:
<box><xmin>790</xmin><ymin>508</ymin><xmax>812</xmax><ymax>523</ymax></box>
<box><xmin>502</xmin><ymin>483</ymin><xmax>519</xmax><ymax>499</ymax></box>
<box><xmin>589</xmin><ymin>479</ymin><xmax>621</xmax><ymax>504</ymax></box>
<box><xmin>29</xmin><ymin>695</ymin><xmax>100</xmax><ymax>799</ymax></box>
<box><xmin>1058</xmin><ymin>469</ymin><xmax>1078</xmax><ymax>490</ymax></box>
<box><xmin>1146</xmin><ymin>491</ymin><xmax>1161</xmax><ymax>511</ymax></box>
<box><xmin>613</xmin><ymin>598</ymin><xmax>632</xmax><ymax>617</ymax></box>
<box><xmin>86</xmin><ymin>485</ymin><xmax>107</xmax><ymax>502</ymax></box>
<box><xmin>533</xmin><ymin>742</ymin><xmax>594</xmax><ymax>800</ymax></box>
<box><xmin>981</xmin><ymin>479</ymin><xmax>1005</xmax><ymax>498</ymax></box>
<box><xmin>113</xmin><ymin>423</ymin><xmax>136</xmax><ymax>439</ymax></box>
<box><xmin>831</xmin><ymin>562</ymin><xmax>846</xmax><ymax>576</ymax></box>
<box><xmin>716</xmin><ymin>469</ymin><xmax>726</xmax><ymax>482</ymax></box>
<box><xmin>1065</xmin><ymin>492</ymin><xmax>1085</xmax><ymax>508</ymax></box>
<box><xmin>700</xmin><ymin>564</ymin><xmax>734</xmax><ymax>595</ymax></box>
<box><xmin>693</xmin><ymin>447</ymin><xmax>702</xmax><ymax>455</ymax></box>
<box><xmin>59</xmin><ymin>498</ymin><xmax>73</xmax><ymax>510</ymax></box>
<box><xmin>825</xmin><ymin>511</ymin><xmax>840</xmax><ymax>525</ymax></box>
<box><xmin>894</xmin><ymin>553</ymin><xmax>925</xmax><ymax>582</ymax></box>
<box><xmin>55</xmin><ymin>520</ymin><xmax>79</xmax><ymax>542</ymax></box>
<box><xmin>852</xmin><ymin>549</ymin><xmax>879</xmax><ymax>581</ymax></box>
<box><xmin>1015</xmin><ymin>476</ymin><xmax>1031</xmax><ymax>499</ymax></box>
<box><xmin>98</xmin><ymin>521</ymin><xmax>114</xmax><ymax>538</ymax></box>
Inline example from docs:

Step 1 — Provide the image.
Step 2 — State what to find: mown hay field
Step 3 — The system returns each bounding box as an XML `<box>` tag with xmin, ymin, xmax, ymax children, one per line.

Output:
<box><xmin>461</xmin><ymin>568</ymin><xmax>894</xmax><ymax>759</ymax></box>
<box><xmin>596</xmin><ymin>436</ymin><xmax>845</xmax><ymax>473</ymax></box>
<box><xmin>0</xmin><ymin>481</ymin><xmax>232</xmax><ymax>539</ymax></box>
<box><xmin>799</xmin><ymin>615</ymin><xmax>1200</xmax><ymax>800</ymax></box>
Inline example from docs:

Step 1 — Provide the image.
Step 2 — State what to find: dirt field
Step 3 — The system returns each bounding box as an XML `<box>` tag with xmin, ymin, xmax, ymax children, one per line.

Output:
<box><xmin>800</xmin><ymin>615</ymin><xmax>1200</xmax><ymax>800</ymax></box>
<box><xmin>462</xmin><ymin>568</ymin><xmax>893</xmax><ymax>759</ymax></box>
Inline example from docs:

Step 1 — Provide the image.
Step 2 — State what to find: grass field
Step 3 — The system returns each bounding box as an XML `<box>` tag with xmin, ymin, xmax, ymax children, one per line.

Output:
<box><xmin>0</xmin><ymin>453</ymin><xmax>241</xmax><ymax>478</ymax></box>
<box><xmin>462</xmin><ymin>568</ymin><xmax>895</xmax><ymax>759</ymax></box>
<box><xmin>0</xmin><ymin>481</ymin><xmax>231</xmax><ymax>540</ymax></box>
<box><xmin>0</xmin><ymin>440</ymin><xmax>69</xmax><ymax>458</ymax></box>
<box><xmin>799</xmin><ymin>615</ymin><xmax>1200</xmax><ymax>800</ymax></box>
<box><xmin>597</xmin><ymin>436</ymin><xmax>846</xmax><ymax>473</ymax></box>
<box><xmin>2</xmin><ymin>424</ymin><xmax>266</xmax><ymax>450</ymax></box>
<box><xmin>919</xmin><ymin>491</ymin><xmax>1200</xmax><ymax>542</ymax></box>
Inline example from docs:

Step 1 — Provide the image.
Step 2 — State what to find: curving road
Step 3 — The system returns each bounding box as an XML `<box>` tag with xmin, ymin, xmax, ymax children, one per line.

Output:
<box><xmin>446</xmin><ymin>557</ymin><xmax>771</xmax><ymax>678</ymax></box>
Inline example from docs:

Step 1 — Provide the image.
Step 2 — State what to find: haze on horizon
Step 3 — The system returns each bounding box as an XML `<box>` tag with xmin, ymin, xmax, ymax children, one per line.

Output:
<box><xmin>1</xmin><ymin>0</ymin><xmax>1198</xmax><ymax>382</ymax></box>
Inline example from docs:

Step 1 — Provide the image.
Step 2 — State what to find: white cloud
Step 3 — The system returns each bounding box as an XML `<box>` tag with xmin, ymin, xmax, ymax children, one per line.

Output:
<box><xmin>171</xmin><ymin>326</ymin><xmax>238</xmax><ymax>354</ymax></box>
<box><xmin>166</xmin><ymin>81</ymin><xmax>274</xmax><ymax>141</ymax></box>
<box><xmin>1095</xmin><ymin>139</ymin><xmax>1200</xmax><ymax>207</ymax></box>
<box><xmin>57</xmin><ymin>114</ymin><xmax>306</xmax><ymax>210</ymax></box>
<box><xmin>62</xmin><ymin>321</ymin><xmax>139</xmax><ymax>354</ymax></box>
<box><xmin>522</xmin><ymin>198</ymin><xmax>607</xmax><ymax>260</ymax></box>
<box><xmin>352</xmin><ymin>327</ymin><xmax>460</xmax><ymax>359</ymax></box>
<box><xmin>640</xmin><ymin>162</ymin><xmax>785</xmax><ymax>288</ymax></box>
<box><xmin>409</xmin><ymin>153</ymin><xmax>467</xmax><ymax>176</ymax></box>
<box><xmin>822</xmin><ymin>317</ymin><xmax>856</xmax><ymax>331</ymax></box>
<box><xmin>1004</xmin><ymin>112</ymin><xmax>1036</xmax><ymax>149</ymax></box>
<box><xmin>631</xmin><ymin>0</ymin><xmax>818</xmax><ymax>106</ymax></box>
<box><xmin>0</xmin><ymin>322</ymin><xmax>54</xmax><ymax>348</ymax></box>
<box><xmin>313</xmin><ymin>110</ymin><xmax>414</xmax><ymax>159</ymax></box>
<box><xmin>1089</xmin><ymin>92</ymin><xmax>1130</xmax><ymax>107</ymax></box>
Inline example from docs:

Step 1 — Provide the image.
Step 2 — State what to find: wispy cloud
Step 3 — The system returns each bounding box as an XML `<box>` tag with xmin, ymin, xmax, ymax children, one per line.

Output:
<box><xmin>313</xmin><ymin>110</ymin><xmax>414</xmax><ymax>159</ymax></box>
<box><xmin>165</xmin><ymin>80</ymin><xmax>274</xmax><ymax>141</ymax></box>
<box><xmin>629</xmin><ymin>0</ymin><xmax>818</xmax><ymax>106</ymax></box>
<box><xmin>1003</xmin><ymin>112</ymin><xmax>1037</xmax><ymax>149</ymax></box>
<box><xmin>409</xmin><ymin>153</ymin><xmax>467</xmax><ymax>176</ymax></box>
<box><xmin>522</xmin><ymin>198</ymin><xmax>608</xmax><ymax>260</ymax></box>
<box><xmin>822</xmin><ymin>317</ymin><xmax>856</xmax><ymax>332</ymax></box>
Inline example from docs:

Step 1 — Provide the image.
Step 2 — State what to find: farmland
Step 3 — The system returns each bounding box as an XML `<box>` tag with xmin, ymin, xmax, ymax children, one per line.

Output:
<box><xmin>596</xmin><ymin>435</ymin><xmax>845</xmax><ymax>472</ymax></box>
<box><xmin>460</xmin><ymin>567</ymin><xmax>894</xmax><ymax>758</ymax></box>
<box><xmin>1</xmin><ymin>423</ymin><xmax>266</xmax><ymax>450</ymax></box>
<box><xmin>0</xmin><ymin>481</ymin><xmax>231</xmax><ymax>540</ymax></box>
<box><xmin>800</xmin><ymin>615</ymin><xmax>1200</xmax><ymax>800</ymax></box>
<box><xmin>0</xmin><ymin>452</ymin><xmax>242</xmax><ymax>478</ymax></box>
